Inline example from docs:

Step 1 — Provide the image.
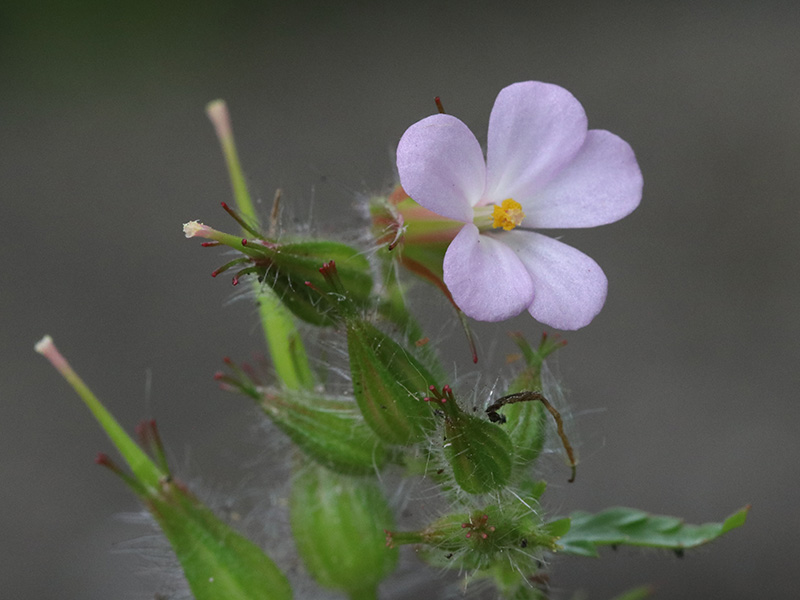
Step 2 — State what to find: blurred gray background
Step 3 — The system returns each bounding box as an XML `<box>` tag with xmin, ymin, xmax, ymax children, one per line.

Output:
<box><xmin>3</xmin><ymin>0</ymin><xmax>798</xmax><ymax>598</ymax></box>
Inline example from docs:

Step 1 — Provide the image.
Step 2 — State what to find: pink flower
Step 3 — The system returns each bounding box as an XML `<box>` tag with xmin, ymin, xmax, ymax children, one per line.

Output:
<box><xmin>396</xmin><ymin>81</ymin><xmax>642</xmax><ymax>329</ymax></box>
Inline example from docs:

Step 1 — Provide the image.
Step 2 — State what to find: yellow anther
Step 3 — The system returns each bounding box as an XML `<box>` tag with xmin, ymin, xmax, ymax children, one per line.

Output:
<box><xmin>491</xmin><ymin>199</ymin><xmax>525</xmax><ymax>231</ymax></box>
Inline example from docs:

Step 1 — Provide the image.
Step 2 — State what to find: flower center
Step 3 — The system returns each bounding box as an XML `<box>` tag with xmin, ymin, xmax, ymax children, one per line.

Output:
<box><xmin>491</xmin><ymin>199</ymin><xmax>525</xmax><ymax>231</ymax></box>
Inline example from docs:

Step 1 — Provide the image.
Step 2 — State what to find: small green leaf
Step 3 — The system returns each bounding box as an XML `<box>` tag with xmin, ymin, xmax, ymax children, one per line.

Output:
<box><xmin>556</xmin><ymin>505</ymin><xmax>750</xmax><ymax>557</ymax></box>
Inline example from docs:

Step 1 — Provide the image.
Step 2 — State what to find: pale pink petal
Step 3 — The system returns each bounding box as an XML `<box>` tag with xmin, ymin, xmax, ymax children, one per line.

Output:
<box><xmin>485</xmin><ymin>82</ymin><xmax>588</xmax><ymax>205</ymax></box>
<box><xmin>443</xmin><ymin>224</ymin><xmax>534</xmax><ymax>322</ymax></box>
<box><xmin>397</xmin><ymin>114</ymin><xmax>485</xmax><ymax>222</ymax></box>
<box><xmin>521</xmin><ymin>130</ymin><xmax>643</xmax><ymax>228</ymax></box>
<box><xmin>501</xmin><ymin>230</ymin><xmax>608</xmax><ymax>329</ymax></box>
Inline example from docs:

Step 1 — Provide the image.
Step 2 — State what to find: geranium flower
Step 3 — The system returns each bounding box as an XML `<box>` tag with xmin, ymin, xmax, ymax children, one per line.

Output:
<box><xmin>396</xmin><ymin>81</ymin><xmax>642</xmax><ymax>329</ymax></box>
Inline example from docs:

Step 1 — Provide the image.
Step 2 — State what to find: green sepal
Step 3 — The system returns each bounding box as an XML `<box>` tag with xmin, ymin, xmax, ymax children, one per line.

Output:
<box><xmin>290</xmin><ymin>461</ymin><xmax>398</xmax><ymax>598</ymax></box>
<box><xmin>347</xmin><ymin>320</ymin><xmax>436</xmax><ymax>445</ymax></box>
<box><xmin>555</xmin><ymin>505</ymin><xmax>750</xmax><ymax>557</ymax></box>
<box><xmin>260</xmin><ymin>239</ymin><xmax>373</xmax><ymax>326</ymax></box>
<box><xmin>370</xmin><ymin>191</ymin><xmax>461</xmax><ymax>305</ymax></box>
<box><xmin>260</xmin><ymin>387</ymin><xmax>389</xmax><ymax>475</ymax></box>
<box><xmin>443</xmin><ymin>411</ymin><xmax>513</xmax><ymax>495</ymax></box>
<box><xmin>146</xmin><ymin>482</ymin><xmax>292</xmax><ymax>600</ymax></box>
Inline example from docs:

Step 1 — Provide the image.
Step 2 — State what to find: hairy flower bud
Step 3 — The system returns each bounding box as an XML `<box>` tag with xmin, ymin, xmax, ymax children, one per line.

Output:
<box><xmin>290</xmin><ymin>462</ymin><xmax>398</xmax><ymax>597</ymax></box>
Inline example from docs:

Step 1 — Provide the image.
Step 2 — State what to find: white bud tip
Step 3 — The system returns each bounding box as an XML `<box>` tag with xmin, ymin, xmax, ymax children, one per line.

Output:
<box><xmin>35</xmin><ymin>335</ymin><xmax>54</xmax><ymax>354</ymax></box>
<box><xmin>183</xmin><ymin>220</ymin><xmax>205</xmax><ymax>238</ymax></box>
<box><xmin>206</xmin><ymin>100</ymin><xmax>232</xmax><ymax>141</ymax></box>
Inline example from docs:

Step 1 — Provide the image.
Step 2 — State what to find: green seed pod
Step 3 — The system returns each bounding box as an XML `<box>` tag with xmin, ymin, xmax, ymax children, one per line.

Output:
<box><xmin>290</xmin><ymin>461</ymin><xmax>398</xmax><ymax>597</ymax></box>
<box><xmin>443</xmin><ymin>410</ymin><xmax>513</xmax><ymax>495</ymax></box>
<box><xmin>259</xmin><ymin>388</ymin><xmax>389</xmax><ymax>475</ymax></box>
<box><xmin>347</xmin><ymin>320</ymin><xmax>436</xmax><ymax>445</ymax></box>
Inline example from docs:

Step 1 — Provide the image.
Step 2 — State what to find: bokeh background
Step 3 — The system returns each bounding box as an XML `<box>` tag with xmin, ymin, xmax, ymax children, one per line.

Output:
<box><xmin>3</xmin><ymin>1</ymin><xmax>798</xmax><ymax>598</ymax></box>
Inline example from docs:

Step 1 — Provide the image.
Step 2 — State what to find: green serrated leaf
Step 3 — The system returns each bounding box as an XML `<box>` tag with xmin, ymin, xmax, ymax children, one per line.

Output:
<box><xmin>557</xmin><ymin>505</ymin><xmax>750</xmax><ymax>556</ymax></box>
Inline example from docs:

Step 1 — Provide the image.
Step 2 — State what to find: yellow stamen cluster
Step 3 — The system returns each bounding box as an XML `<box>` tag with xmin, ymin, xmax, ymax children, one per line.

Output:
<box><xmin>491</xmin><ymin>199</ymin><xmax>526</xmax><ymax>231</ymax></box>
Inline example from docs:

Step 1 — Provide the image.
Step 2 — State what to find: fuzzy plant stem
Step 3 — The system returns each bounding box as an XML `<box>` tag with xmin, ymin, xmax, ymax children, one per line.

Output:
<box><xmin>207</xmin><ymin>100</ymin><xmax>314</xmax><ymax>390</ymax></box>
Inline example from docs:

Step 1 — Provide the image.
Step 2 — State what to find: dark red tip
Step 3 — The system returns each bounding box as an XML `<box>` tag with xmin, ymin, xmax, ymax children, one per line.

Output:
<box><xmin>434</xmin><ymin>96</ymin><xmax>446</xmax><ymax>114</ymax></box>
<box><xmin>95</xmin><ymin>452</ymin><xmax>123</xmax><ymax>475</ymax></box>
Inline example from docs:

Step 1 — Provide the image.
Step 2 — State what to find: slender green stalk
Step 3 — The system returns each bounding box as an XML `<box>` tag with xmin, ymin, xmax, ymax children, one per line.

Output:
<box><xmin>35</xmin><ymin>336</ymin><xmax>163</xmax><ymax>488</ymax></box>
<box><xmin>207</xmin><ymin>100</ymin><xmax>313</xmax><ymax>389</ymax></box>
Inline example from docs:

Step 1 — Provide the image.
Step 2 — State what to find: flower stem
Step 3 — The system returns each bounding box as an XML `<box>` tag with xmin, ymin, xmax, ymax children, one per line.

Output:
<box><xmin>206</xmin><ymin>100</ymin><xmax>313</xmax><ymax>390</ymax></box>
